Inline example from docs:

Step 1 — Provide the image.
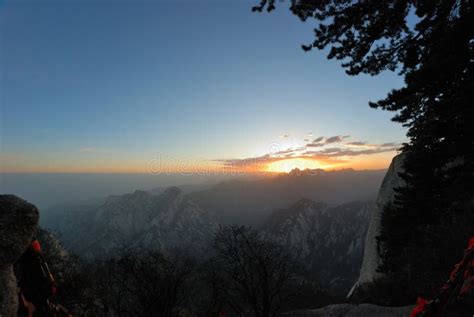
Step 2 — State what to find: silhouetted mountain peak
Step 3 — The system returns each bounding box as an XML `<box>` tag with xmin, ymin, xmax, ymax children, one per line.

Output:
<box><xmin>292</xmin><ymin>197</ymin><xmax>320</xmax><ymax>210</ymax></box>
<box><xmin>288</xmin><ymin>168</ymin><xmax>302</xmax><ymax>176</ymax></box>
<box><xmin>163</xmin><ymin>186</ymin><xmax>182</xmax><ymax>198</ymax></box>
<box><xmin>133</xmin><ymin>189</ymin><xmax>149</xmax><ymax>196</ymax></box>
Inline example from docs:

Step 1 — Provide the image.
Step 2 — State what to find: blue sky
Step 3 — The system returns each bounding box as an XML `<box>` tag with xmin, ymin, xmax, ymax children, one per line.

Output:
<box><xmin>1</xmin><ymin>0</ymin><xmax>406</xmax><ymax>173</ymax></box>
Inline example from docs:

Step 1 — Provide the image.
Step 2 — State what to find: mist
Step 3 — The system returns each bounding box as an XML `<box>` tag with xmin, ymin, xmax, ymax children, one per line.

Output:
<box><xmin>0</xmin><ymin>173</ymin><xmax>237</xmax><ymax>209</ymax></box>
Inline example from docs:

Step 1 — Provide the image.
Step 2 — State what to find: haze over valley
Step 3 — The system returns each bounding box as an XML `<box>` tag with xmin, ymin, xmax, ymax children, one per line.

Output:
<box><xmin>38</xmin><ymin>167</ymin><xmax>383</xmax><ymax>295</ymax></box>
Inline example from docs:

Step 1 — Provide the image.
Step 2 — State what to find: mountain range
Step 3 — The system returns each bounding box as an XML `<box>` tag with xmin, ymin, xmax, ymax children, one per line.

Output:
<box><xmin>42</xmin><ymin>173</ymin><xmax>377</xmax><ymax>294</ymax></box>
<box><xmin>44</xmin><ymin>187</ymin><xmax>217</xmax><ymax>258</ymax></box>
<box><xmin>186</xmin><ymin>168</ymin><xmax>384</xmax><ymax>225</ymax></box>
<box><xmin>263</xmin><ymin>199</ymin><xmax>372</xmax><ymax>294</ymax></box>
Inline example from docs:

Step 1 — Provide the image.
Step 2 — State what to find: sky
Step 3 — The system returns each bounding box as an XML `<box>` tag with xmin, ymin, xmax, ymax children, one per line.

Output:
<box><xmin>0</xmin><ymin>0</ymin><xmax>407</xmax><ymax>174</ymax></box>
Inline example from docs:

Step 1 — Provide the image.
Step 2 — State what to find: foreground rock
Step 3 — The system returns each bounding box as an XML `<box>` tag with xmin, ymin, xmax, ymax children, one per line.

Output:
<box><xmin>0</xmin><ymin>195</ymin><xmax>39</xmax><ymax>317</ymax></box>
<box><xmin>348</xmin><ymin>154</ymin><xmax>405</xmax><ymax>301</ymax></box>
<box><xmin>284</xmin><ymin>303</ymin><xmax>413</xmax><ymax>317</ymax></box>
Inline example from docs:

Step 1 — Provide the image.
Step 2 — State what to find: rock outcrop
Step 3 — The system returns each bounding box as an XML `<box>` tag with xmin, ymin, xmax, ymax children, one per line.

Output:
<box><xmin>283</xmin><ymin>303</ymin><xmax>413</xmax><ymax>317</ymax></box>
<box><xmin>0</xmin><ymin>195</ymin><xmax>39</xmax><ymax>317</ymax></box>
<box><xmin>347</xmin><ymin>154</ymin><xmax>405</xmax><ymax>301</ymax></box>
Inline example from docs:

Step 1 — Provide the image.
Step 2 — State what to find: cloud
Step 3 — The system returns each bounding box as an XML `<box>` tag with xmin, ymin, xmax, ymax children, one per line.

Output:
<box><xmin>325</xmin><ymin>137</ymin><xmax>339</xmax><ymax>143</ymax></box>
<box><xmin>304</xmin><ymin>136</ymin><xmax>325</xmax><ymax>147</ymax></box>
<box><xmin>306</xmin><ymin>142</ymin><xmax>325</xmax><ymax>148</ymax></box>
<box><xmin>274</xmin><ymin>148</ymin><xmax>296</xmax><ymax>155</ymax></box>
<box><xmin>345</xmin><ymin>140</ymin><xmax>404</xmax><ymax>150</ymax></box>
<box><xmin>345</xmin><ymin>141</ymin><xmax>379</xmax><ymax>149</ymax></box>
<box><xmin>217</xmin><ymin>146</ymin><xmax>399</xmax><ymax>168</ymax></box>
<box><xmin>325</xmin><ymin>135</ymin><xmax>349</xmax><ymax>144</ymax></box>
<box><xmin>280</xmin><ymin>134</ymin><xmax>290</xmax><ymax>138</ymax></box>
<box><xmin>346</xmin><ymin>141</ymin><xmax>366</xmax><ymax>146</ymax></box>
<box><xmin>321</xmin><ymin>147</ymin><xmax>342</xmax><ymax>154</ymax></box>
<box><xmin>311</xmin><ymin>146</ymin><xmax>400</xmax><ymax>157</ymax></box>
<box><xmin>305</xmin><ymin>135</ymin><xmax>351</xmax><ymax>148</ymax></box>
<box><xmin>381</xmin><ymin>142</ymin><xmax>400</xmax><ymax>147</ymax></box>
<box><xmin>215</xmin><ymin>135</ymin><xmax>401</xmax><ymax>170</ymax></box>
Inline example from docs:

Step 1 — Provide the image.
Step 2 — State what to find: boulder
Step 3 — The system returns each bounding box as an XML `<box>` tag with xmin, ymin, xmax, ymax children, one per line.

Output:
<box><xmin>283</xmin><ymin>303</ymin><xmax>414</xmax><ymax>317</ymax></box>
<box><xmin>0</xmin><ymin>195</ymin><xmax>39</xmax><ymax>317</ymax></box>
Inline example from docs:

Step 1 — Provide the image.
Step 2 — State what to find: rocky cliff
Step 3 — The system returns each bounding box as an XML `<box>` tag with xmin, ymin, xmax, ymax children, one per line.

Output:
<box><xmin>46</xmin><ymin>187</ymin><xmax>218</xmax><ymax>258</ymax></box>
<box><xmin>0</xmin><ymin>195</ymin><xmax>39</xmax><ymax>317</ymax></box>
<box><xmin>283</xmin><ymin>303</ymin><xmax>413</xmax><ymax>317</ymax></box>
<box><xmin>263</xmin><ymin>199</ymin><xmax>373</xmax><ymax>294</ymax></box>
<box><xmin>347</xmin><ymin>154</ymin><xmax>405</xmax><ymax>301</ymax></box>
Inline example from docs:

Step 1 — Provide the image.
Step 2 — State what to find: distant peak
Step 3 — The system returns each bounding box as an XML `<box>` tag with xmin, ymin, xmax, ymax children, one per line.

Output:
<box><xmin>288</xmin><ymin>168</ymin><xmax>302</xmax><ymax>176</ymax></box>
<box><xmin>291</xmin><ymin>198</ymin><xmax>327</xmax><ymax>212</ymax></box>
<box><xmin>284</xmin><ymin>168</ymin><xmax>326</xmax><ymax>176</ymax></box>
<box><xmin>103</xmin><ymin>190</ymin><xmax>151</xmax><ymax>206</ymax></box>
<box><xmin>293</xmin><ymin>197</ymin><xmax>316</xmax><ymax>207</ymax></box>
<box><xmin>163</xmin><ymin>186</ymin><xmax>182</xmax><ymax>196</ymax></box>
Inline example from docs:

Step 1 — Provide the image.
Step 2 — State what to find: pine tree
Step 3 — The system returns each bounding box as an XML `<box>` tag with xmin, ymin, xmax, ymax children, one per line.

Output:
<box><xmin>254</xmin><ymin>0</ymin><xmax>474</xmax><ymax>300</ymax></box>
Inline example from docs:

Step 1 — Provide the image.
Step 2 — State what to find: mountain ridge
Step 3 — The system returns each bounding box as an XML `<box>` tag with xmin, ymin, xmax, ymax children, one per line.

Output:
<box><xmin>47</xmin><ymin>187</ymin><xmax>217</xmax><ymax>258</ymax></box>
<box><xmin>262</xmin><ymin>198</ymin><xmax>373</xmax><ymax>294</ymax></box>
<box><xmin>187</xmin><ymin>168</ymin><xmax>385</xmax><ymax>225</ymax></box>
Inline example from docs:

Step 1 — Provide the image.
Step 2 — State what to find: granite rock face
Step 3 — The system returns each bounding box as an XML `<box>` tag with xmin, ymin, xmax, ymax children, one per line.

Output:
<box><xmin>47</xmin><ymin>187</ymin><xmax>218</xmax><ymax>258</ymax></box>
<box><xmin>347</xmin><ymin>154</ymin><xmax>405</xmax><ymax>301</ymax></box>
<box><xmin>0</xmin><ymin>195</ymin><xmax>39</xmax><ymax>317</ymax></box>
<box><xmin>283</xmin><ymin>304</ymin><xmax>414</xmax><ymax>317</ymax></box>
<box><xmin>263</xmin><ymin>199</ymin><xmax>373</xmax><ymax>294</ymax></box>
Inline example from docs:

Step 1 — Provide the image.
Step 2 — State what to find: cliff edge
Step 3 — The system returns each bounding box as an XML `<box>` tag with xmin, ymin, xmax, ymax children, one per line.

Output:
<box><xmin>0</xmin><ymin>195</ymin><xmax>39</xmax><ymax>317</ymax></box>
<box><xmin>347</xmin><ymin>153</ymin><xmax>405</xmax><ymax>301</ymax></box>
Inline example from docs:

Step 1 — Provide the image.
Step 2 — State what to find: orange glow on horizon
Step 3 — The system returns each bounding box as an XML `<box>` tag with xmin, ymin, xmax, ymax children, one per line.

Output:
<box><xmin>265</xmin><ymin>158</ymin><xmax>340</xmax><ymax>173</ymax></box>
<box><xmin>1</xmin><ymin>151</ymin><xmax>398</xmax><ymax>174</ymax></box>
